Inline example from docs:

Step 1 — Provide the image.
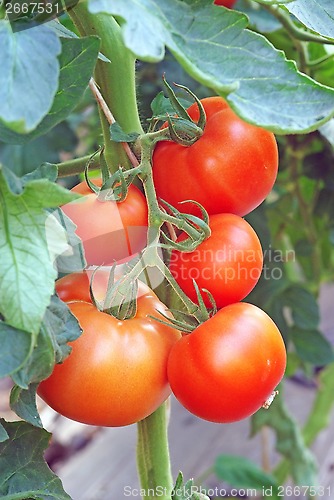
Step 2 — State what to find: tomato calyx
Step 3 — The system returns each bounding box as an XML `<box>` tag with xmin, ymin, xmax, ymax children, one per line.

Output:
<box><xmin>144</xmin><ymin>76</ymin><xmax>206</xmax><ymax>147</ymax></box>
<box><xmin>162</xmin><ymin>77</ymin><xmax>206</xmax><ymax>146</ymax></box>
<box><xmin>150</xmin><ymin>279</ymin><xmax>216</xmax><ymax>333</ymax></box>
<box><xmin>81</xmin><ymin>147</ymin><xmax>142</xmax><ymax>203</ymax></box>
<box><xmin>89</xmin><ymin>265</ymin><xmax>139</xmax><ymax>320</ymax></box>
<box><xmin>159</xmin><ymin>199</ymin><xmax>210</xmax><ymax>252</ymax></box>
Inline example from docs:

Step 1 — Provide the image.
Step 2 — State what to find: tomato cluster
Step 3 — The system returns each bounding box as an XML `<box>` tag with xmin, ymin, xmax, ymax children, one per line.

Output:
<box><xmin>153</xmin><ymin>97</ymin><xmax>286</xmax><ymax>423</ymax></box>
<box><xmin>39</xmin><ymin>96</ymin><xmax>285</xmax><ymax>427</ymax></box>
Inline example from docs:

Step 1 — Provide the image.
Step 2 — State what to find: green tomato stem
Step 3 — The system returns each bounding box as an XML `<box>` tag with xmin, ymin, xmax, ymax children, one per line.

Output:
<box><xmin>101</xmin><ymin>128</ymin><xmax>210</xmax><ymax>322</ymax></box>
<box><xmin>136</xmin><ymin>402</ymin><xmax>173</xmax><ymax>500</ymax></box>
<box><xmin>68</xmin><ymin>2</ymin><xmax>143</xmax><ymax>173</ymax></box>
<box><xmin>56</xmin><ymin>154</ymin><xmax>100</xmax><ymax>178</ymax></box>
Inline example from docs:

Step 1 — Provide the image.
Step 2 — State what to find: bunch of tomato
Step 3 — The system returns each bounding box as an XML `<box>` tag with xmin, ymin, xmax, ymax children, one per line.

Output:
<box><xmin>38</xmin><ymin>96</ymin><xmax>286</xmax><ymax>426</ymax></box>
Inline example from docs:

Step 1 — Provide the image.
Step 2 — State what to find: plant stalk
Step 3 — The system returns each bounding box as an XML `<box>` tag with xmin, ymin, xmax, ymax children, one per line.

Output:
<box><xmin>137</xmin><ymin>402</ymin><xmax>173</xmax><ymax>500</ymax></box>
<box><xmin>68</xmin><ymin>2</ymin><xmax>143</xmax><ymax>173</ymax></box>
<box><xmin>66</xmin><ymin>6</ymin><xmax>175</xmax><ymax>499</ymax></box>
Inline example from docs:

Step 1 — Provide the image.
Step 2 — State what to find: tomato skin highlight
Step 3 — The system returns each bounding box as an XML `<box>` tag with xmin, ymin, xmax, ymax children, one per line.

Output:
<box><xmin>167</xmin><ymin>302</ymin><xmax>286</xmax><ymax>423</ymax></box>
<box><xmin>62</xmin><ymin>179</ymin><xmax>148</xmax><ymax>266</ymax></box>
<box><xmin>152</xmin><ymin>97</ymin><xmax>278</xmax><ymax>217</ymax></box>
<box><xmin>39</xmin><ymin>272</ymin><xmax>181</xmax><ymax>427</ymax></box>
<box><xmin>170</xmin><ymin>213</ymin><xmax>263</xmax><ymax>308</ymax></box>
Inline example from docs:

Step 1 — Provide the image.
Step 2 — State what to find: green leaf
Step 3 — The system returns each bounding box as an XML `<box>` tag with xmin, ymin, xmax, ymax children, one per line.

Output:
<box><xmin>0</xmin><ymin>20</ymin><xmax>61</xmax><ymax>133</ymax></box>
<box><xmin>0</xmin><ymin>166</ymin><xmax>78</xmax><ymax>334</ymax></box>
<box><xmin>214</xmin><ymin>454</ymin><xmax>277</xmax><ymax>490</ymax></box>
<box><xmin>0</xmin><ymin>322</ymin><xmax>33</xmax><ymax>378</ymax></box>
<box><xmin>10</xmin><ymin>384</ymin><xmax>42</xmax><ymax>428</ymax></box>
<box><xmin>274</xmin><ymin>363</ymin><xmax>334</xmax><ymax>482</ymax></box>
<box><xmin>47</xmin><ymin>19</ymin><xmax>111</xmax><ymax>62</ymax></box>
<box><xmin>237</xmin><ymin>0</ymin><xmax>282</xmax><ymax>33</ymax></box>
<box><xmin>150</xmin><ymin>92</ymin><xmax>192</xmax><ymax>120</ymax></box>
<box><xmin>283</xmin><ymin>285</ymin><xmax>320</xmax><ymax>329</ymax></box>
<box><xmin>52</xmin><ymin>207</ymin><xmax>87</xmax><ymax>274</ymax></box>
<box><xmin>245</xmin><ymin>205</ymin><xmax>272</xmax><ymax>250</ymax></box>
<box><xmin>246</xmin><ymin>260</ymin><xmax>288</xmax><ymax>313</ymax></box>
<box><xmin>110</xmin><ymin>122</ymin><xmax>140</xmax><ymax>143</ymax></box>
<box><xmin>286</xmin><ymin>0</ymin><xmax>334</xmax><ymax>40</ymax></box>
<box><xmin>290</xmin><ymin>327</ymin><xmax>334</xmax><ymax>365</ymax></box>
<box><xmin>44</xmin><ymin>294</ymin><xmax>82</xmax><ymax>365</ymax></box>
<box><xmin>11</xmin><ymin>295</ymin><xmax>82</xmax><ymax>389</ymax></box>
<box><xmin>0</xmin><ymin>423</ymin><xmax>9</xmax><ymax>443</ymax></box>
<box><xmin>88</xmin><ymin>0</ymin><xmax>334</xmax><ymax>133</ymax></box>
<box><xmin>0</xmin><ymin>36</ymin><xmax>100</xmax><ymax>144</ymax></box>
<box><xmin>294</xmin><ymin>238</ymin><xmax>314</xmax><ymax>257</ymax></box>
<box><xmin>251</xmin><ymin>390</ymin><xmax>317</xmax><ymax>486</ymax></box>
<box><xmin>0</xmin><ymin>419</ymin><xmax>71</xmax><ymax>499</ymax></box>
<box><xmin>0</xmin><ymin>122</ymin><xmax>78</xmax><ymax>177</ymax></box>
<box><xmin>314</xmin><ymin>187</ymin><xmax>334</xmax><ymax>218</ymax></box>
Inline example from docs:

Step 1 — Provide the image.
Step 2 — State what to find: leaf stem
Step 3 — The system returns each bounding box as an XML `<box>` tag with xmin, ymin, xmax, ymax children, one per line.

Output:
<box><xmin>265</xmin><ymin>5</ymin><xmax>334</xmax><ymax>46</ymax></box>
<box><xmin>56</xmin><ymin>154</ymin><xmax>100</xmax><ymax>178</ymax></box>
<box><xmin>88</xmin><ymin>78</ymin><xmax>140</xmax><ymax>168</ymax></box>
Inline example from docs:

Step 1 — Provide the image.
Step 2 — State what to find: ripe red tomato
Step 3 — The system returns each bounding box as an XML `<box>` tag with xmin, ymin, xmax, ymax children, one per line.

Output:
<box><xmin>170</xmin><ymin>213</ymin><xmax>263</xmax><ymax>308</ymax></box>
<box><xmin>62</xmin><ymin>178</ymin><xmax>148</xmax><ymax>266</ymax></box>
<box><xmin>39</xmin><ymin>272</ymin><xmax>181</xmax><ymax>427</ymax></box>
<box><xmin>152</xmin><ymin>97</ymin><xmax>278</xmax><ymax>217</ymax></box>
<box><xmin>167</xmin><ymin>302</ymin><xmax>286</xmax><ymax>423</ymax></box>
<box><xmin>214</xmin><ymin>0</ymin><xmax>236</xmax><ymax>8</ymax></box>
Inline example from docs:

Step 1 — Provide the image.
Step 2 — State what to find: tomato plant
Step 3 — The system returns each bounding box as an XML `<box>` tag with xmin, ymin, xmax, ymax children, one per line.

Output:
<box><xmin>62</xmin><ymin>178</ymin><xmax>148</xmax><ymax>266</ymax></box>
<box><xmin>170</xmin><ymin>213</ymin><xmax>263</xmax><ymax>308</ymax></box>
<box><xmin>214</xmin><ymin>0</ymin><xmax>237</xmax><ymax>8</ymax></box>
<box><xmin>38</xmin><ymin>272</ymin><xmax>181</xmax><ymax>427</ymax></box>
<box><xmin>152</xmin><ymin>97</ymin><xmax>278</xmax><ymax>217</ymax></box>
<box><xmin>2</xmin><ymin>1</ymin><xmax>334</xmax><ymax>498</ymax></box>
<box><xmin>168</xmin><ymin>302</ymin><xmax>286</xmax><ymax>423</ymax></box>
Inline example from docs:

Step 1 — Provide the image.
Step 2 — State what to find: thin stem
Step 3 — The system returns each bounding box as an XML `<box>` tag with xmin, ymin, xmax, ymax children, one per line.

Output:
<box><xmin>136</xmin><ymin>402</ymin><xmax>173</xmax><ymax>500</ymax></box>
<box><xmin>89</xmin><ymin>78</ymin><xmax>139</xmax><ymax>168</ymax></box>
<box><xmin>293</xmin><ymin>38</ymin><xmax>309</xmax><ymax>74</ymax></box>
<box><xmin>306</xmin><ymin>52</ymin><xmax>334</xmax><ymax>68</ymax></box>
<box><xmin>56</xmin><ymin>154</ymin><xmax>100</xmax><ymax>178</ymax></box>
<box><xmin>266</xmin><ymin>5</ymin><xmax>334</xmax><ymax>45</ymax></box>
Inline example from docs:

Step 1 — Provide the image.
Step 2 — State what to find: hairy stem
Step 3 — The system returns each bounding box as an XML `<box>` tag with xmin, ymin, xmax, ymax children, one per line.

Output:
<box><xmin>68</xmin><ymin>2</ymin><xmax>143</xmax><ymax>173</ymax></box>
<box><xmin>56</xmin><ymin>154</ymin><xmax>100</xmax><ymax>178</ymax></box>
<box><xmin>137</xmin><ymin>402</ymin><xmax>173</xmax><ymax>500</ymax></box>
